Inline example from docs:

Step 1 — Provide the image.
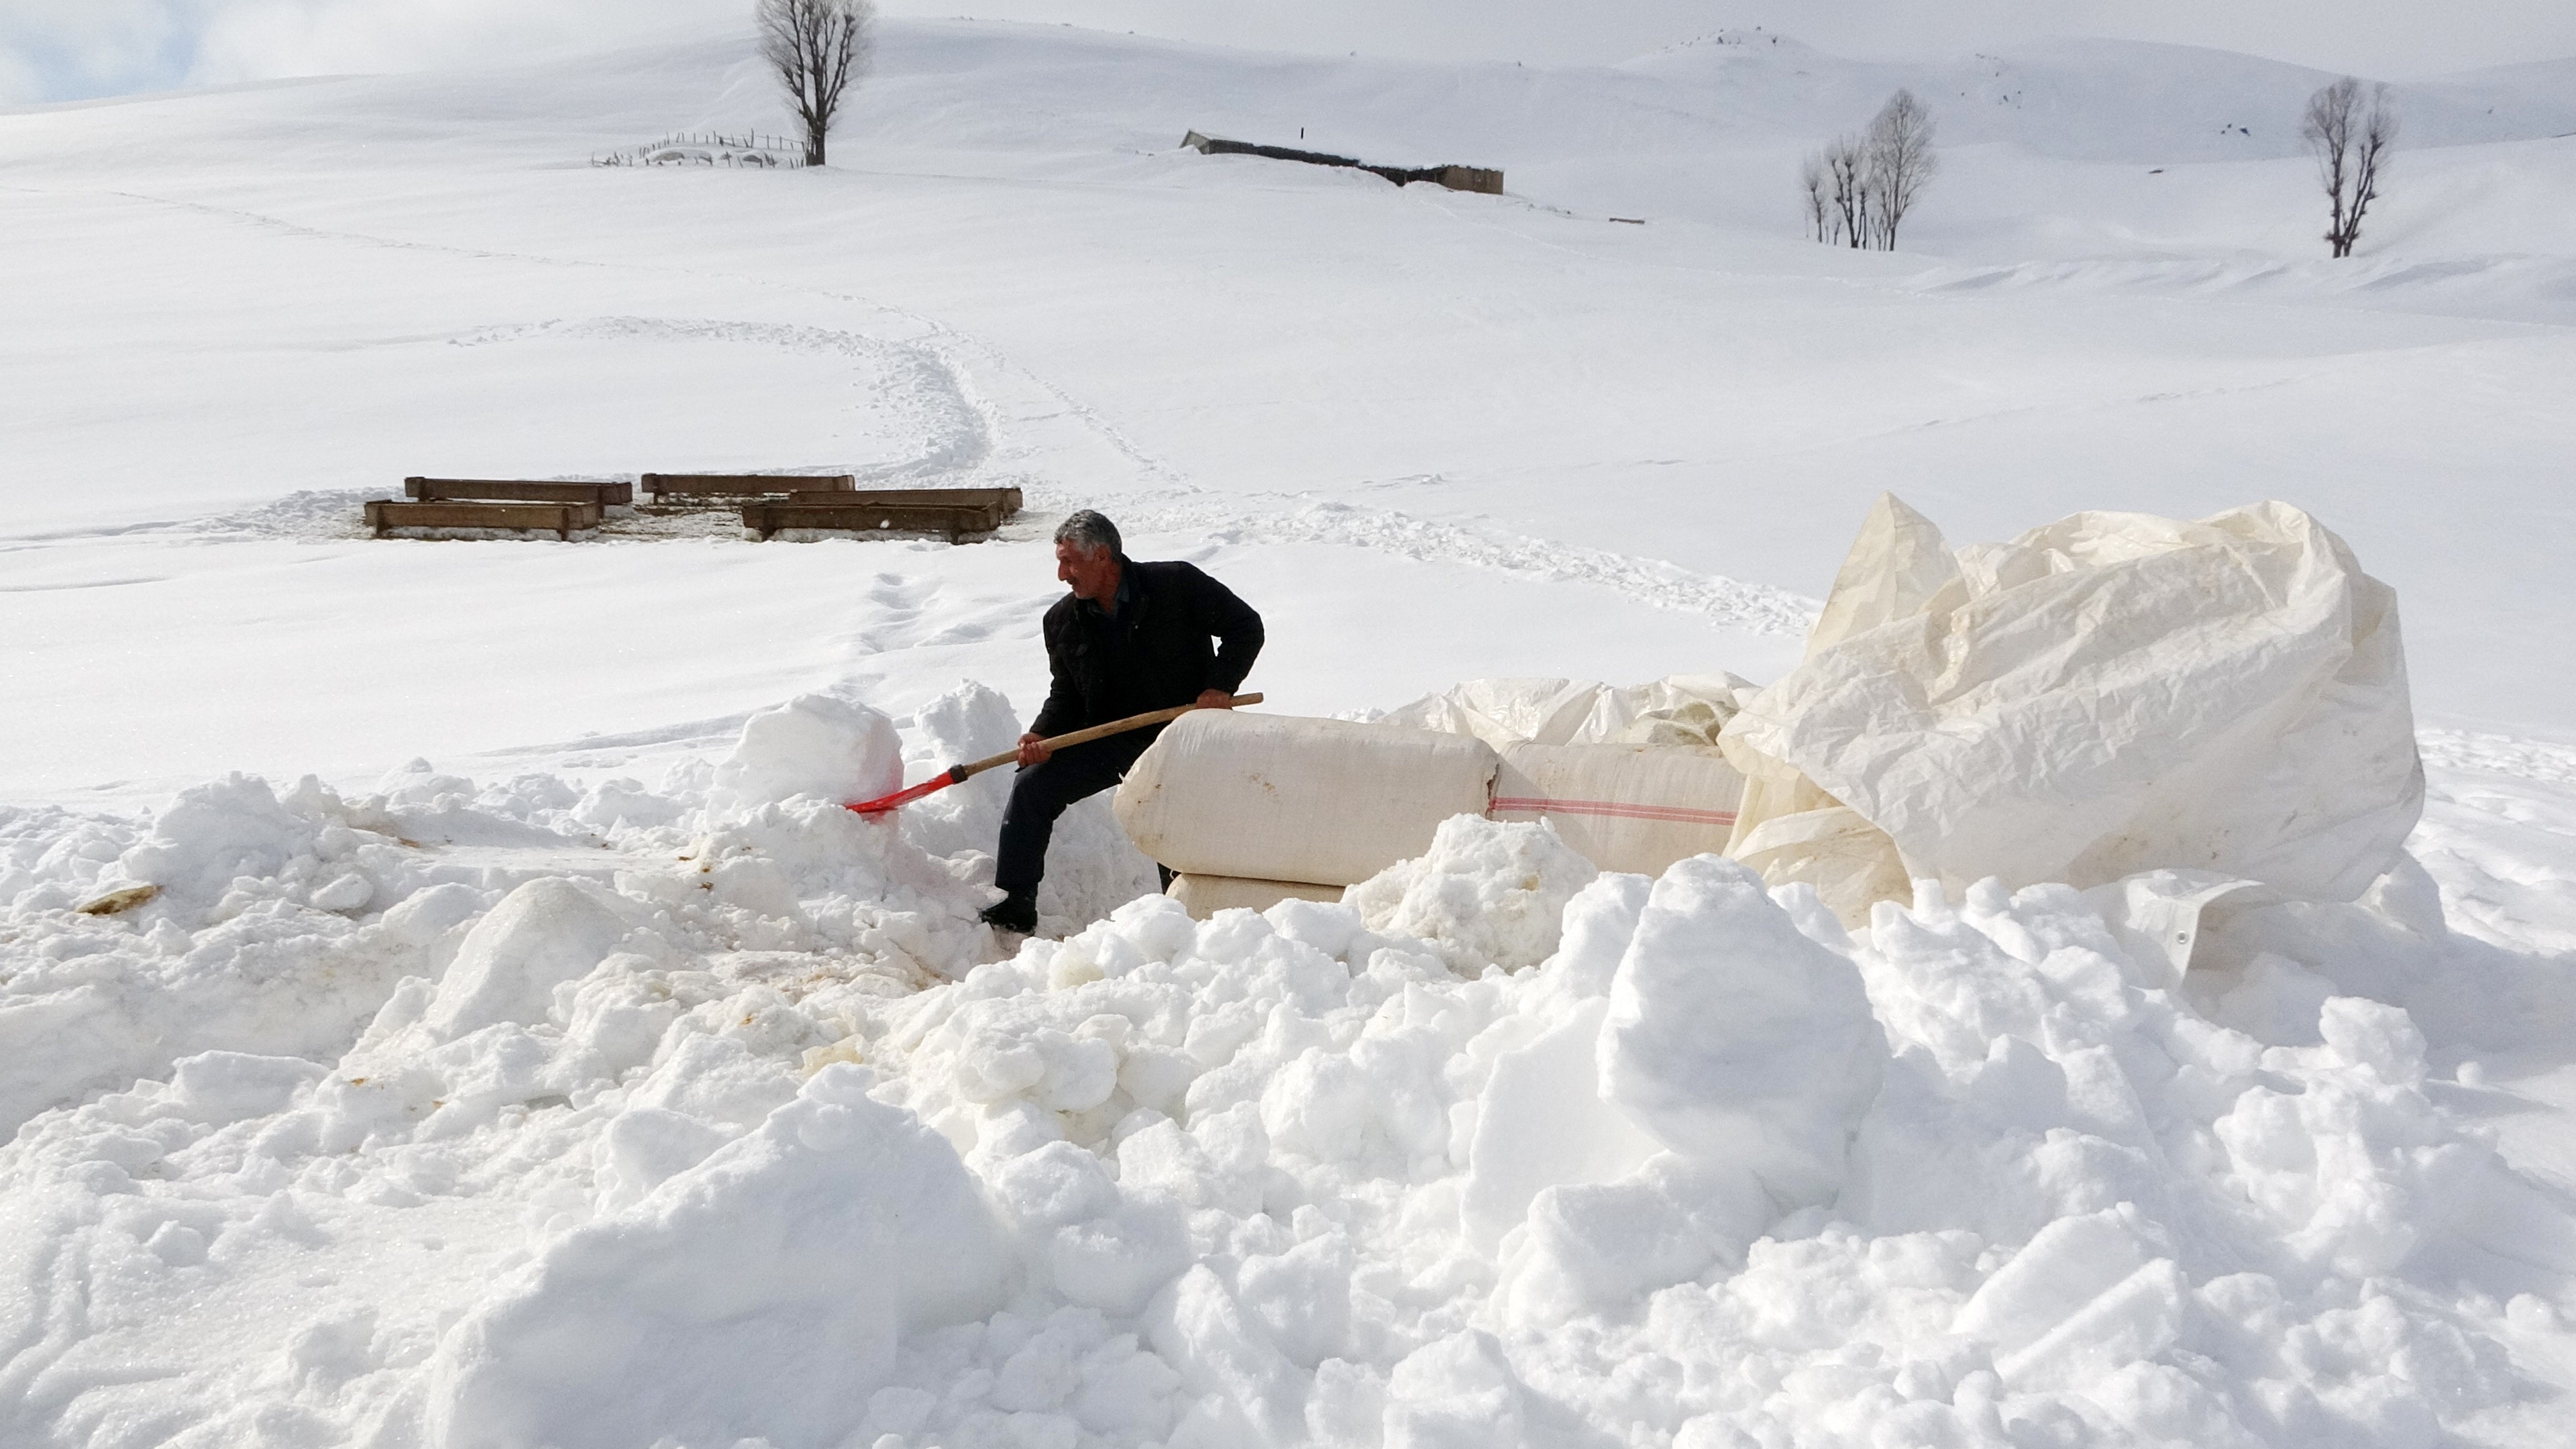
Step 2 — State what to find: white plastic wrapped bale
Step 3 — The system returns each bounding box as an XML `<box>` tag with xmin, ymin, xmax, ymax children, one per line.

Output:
<box><xmin>1491</xmin><ymin>741</ymin><xmax>1746</xmax><ymax>877</ymax></box>
<box><xmin>1380</xmin><ymin>674</ymin><xmax>1759</xmax><ymax>750</ymax></box>
<box><xmin>1113</xmin><ymin>711</ymin><xmax>1497</xmax><ymax>886</ymax></box>
<box><xmin>1722</xmin><ymin>494</ymin><xmax>2424</xmax><ymax>924</ymax></box>
<box><xmin>1165</xmin><ymin>873</ymin><xmax>1346</xmax><ymax>918</ymax></box>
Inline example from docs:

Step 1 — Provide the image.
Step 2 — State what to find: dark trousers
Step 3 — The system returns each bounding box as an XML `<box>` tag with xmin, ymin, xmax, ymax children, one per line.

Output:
<box><xmin>995</xmin><ymin>731</ymin><xmax>1158</xmax><ymax>893</ymax></box>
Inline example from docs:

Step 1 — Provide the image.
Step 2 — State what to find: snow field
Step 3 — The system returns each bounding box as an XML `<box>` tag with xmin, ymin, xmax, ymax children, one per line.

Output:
<box><xmin>10</xmin><ymin>21</ymin><xmax>2576</xmax><ymax>758</ymax></box>
<box><xmin>5</xmin><ymin>689</ymin><xmax>2574</xmax><ymax>1446</ymax></box>
<box><xmin>5</xmin><ymin>15</ymin><xmax>2576</xmax><ymax>1448</ymax></box>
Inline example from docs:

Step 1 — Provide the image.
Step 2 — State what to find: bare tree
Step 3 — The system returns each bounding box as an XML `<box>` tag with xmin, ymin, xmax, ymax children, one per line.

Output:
<box><xmin>1798</xmin><ymin>92</ymin><xmax>1937</xmax><ymax>251</ymax></box>
<box><xmin>759</xmin><ymin>0</ymin><xmax>875</xmax><ymax>167</ymax></box>
<box><xmin>1800</xmin><ymin>152</ymin><xmax>1833</xmax><ymax>244</ymax></box>
<box><xmin>2300</xmin><ymin>77</ymin><xmax>2398</xmax><ymax>258</ymax></box>
<box><xmin>1820</xmin><ymin>133</ymin><xmax>1869</xmax><ymax>248</ymax></box>
<box><xmin>1862</xmin><ymin>89</ymin><xmax>1938</xmax><ymax>250</ymax></box>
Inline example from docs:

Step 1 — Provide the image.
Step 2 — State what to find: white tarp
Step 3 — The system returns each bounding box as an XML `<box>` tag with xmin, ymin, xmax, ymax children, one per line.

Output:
<box><xmin>1377</xmin><ymin>674</ymin><xmax>1760</xmax><ymax>752</ymax></box>
<box><xmin>1114</xmin><ymin>711</ymin><xmax>1499</xmax><ymax>886</ymax></box>
<box><xmin>1721</xmin><ymin>495</ymin><xmax>2424</xmax><ymax>924</ymax></box>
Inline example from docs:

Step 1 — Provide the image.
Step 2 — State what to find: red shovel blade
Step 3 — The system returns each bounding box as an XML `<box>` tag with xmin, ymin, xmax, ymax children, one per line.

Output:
<box><xmin>845</xmin><ymin>765</ymin><xmax>963</xmax><ymax>816</ymax></box>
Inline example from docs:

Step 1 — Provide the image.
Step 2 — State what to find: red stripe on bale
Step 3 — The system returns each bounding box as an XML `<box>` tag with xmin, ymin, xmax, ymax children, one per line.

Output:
<box><xmin>1489</xmin><ymin>796</ymin><xmax>1738</xmax><ymax>828</ymax></box>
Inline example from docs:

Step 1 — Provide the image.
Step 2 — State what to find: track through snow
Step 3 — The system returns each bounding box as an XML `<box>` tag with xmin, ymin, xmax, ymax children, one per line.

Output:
<box><xmin>7</xmin><ymin>177</ymin><xmax>1810</xmax><ymax>640</ymax></box>
<box><xmin>447</xmin><ymin>317</ymin><xmax>995</xmax><ymax>483</ymax></box>
<box><xmin>1154</xmin><ymin>497</ymin><xmax>1820</xmax><ymax>637</ymax></box>
<box><xmin>9</xmin><ymin>183</ymin><xmax>1812</xmax><ymax>638</ymax></box>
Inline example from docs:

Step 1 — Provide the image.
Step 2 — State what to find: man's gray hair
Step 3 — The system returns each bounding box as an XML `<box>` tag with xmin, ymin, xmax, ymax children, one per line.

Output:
<box><xmin>1053</xmin><ymin>510</ymin><xmax>1122</xmax><ymax>557</ymax></box>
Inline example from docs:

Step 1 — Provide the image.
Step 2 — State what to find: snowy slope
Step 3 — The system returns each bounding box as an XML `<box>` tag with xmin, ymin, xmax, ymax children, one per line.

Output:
<box><xmin>4</xmin><ymin>19</ymin><xmax>2576</xmax><ymax>1449</ymax></box>
<box><xmin>5</xmin><ymin>21</ymin><xmax>2575</xmax><ymax>769</ymax></box>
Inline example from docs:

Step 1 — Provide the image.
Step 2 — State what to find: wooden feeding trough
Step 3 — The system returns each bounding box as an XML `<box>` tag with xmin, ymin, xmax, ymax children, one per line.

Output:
<box><xmin>640</xmin><ymin>473</ymin><xmax>856</xmax><ymax>502</ymax></box>
<box><xmin>405</xmin><ymin>477</ymin><xmax>633</xmax><ymax>506</ymax></box>
<box><xmin>741</xmin><ymin>486</ymin><xmax>1024</xmax><ymax>542</ymax></box>
<box><xmin>363</xmin><ymin>472</ymin><xmax>1017</xmax><ymax>544</ymax></box>
<box><xmin>366</xmin><ymin>499</ymin><xmax>601</xmax><ymax>539</ymax></box>
<box><xmin>368</xmin><ymin>478</ymin><xmax>628</xmax><ymax>538</ymax></box>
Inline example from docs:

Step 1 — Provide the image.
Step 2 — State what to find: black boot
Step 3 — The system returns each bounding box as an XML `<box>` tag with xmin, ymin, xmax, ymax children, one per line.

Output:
<box><xmin>979</xmin><ymin>888</ymin><xmax>1038</xmax><ymax>934</ymax></box>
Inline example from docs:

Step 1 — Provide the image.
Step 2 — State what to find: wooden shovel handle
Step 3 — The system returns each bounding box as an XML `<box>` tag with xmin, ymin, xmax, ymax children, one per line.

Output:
<box><xmin>955</xmin><ymin>694</ymin><xmax>1262</xmax><ymax>781</ymax></box>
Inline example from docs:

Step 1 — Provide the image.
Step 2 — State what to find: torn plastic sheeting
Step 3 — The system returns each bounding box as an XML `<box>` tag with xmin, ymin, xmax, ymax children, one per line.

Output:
<box><xmin>1721</xmin><ymin>494</ymin><xmax>2423</xmax><ymax>924</ymax></box>
<box><xmin>1379</xmin><ymin>674</ymin><xmax>1758</xmax><ymax>751</ymax></box>
<box><xmin>2082</xmin><ymin>870</ymin><xmax>2282</xmax><ymax>992</ymax></box>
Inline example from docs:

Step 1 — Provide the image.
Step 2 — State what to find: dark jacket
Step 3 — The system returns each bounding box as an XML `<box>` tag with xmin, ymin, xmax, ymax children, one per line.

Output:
<box><xmin>1030</xmin><ymin>558</ymin><xmax>1263</xmax><ymax>737</ymax></box>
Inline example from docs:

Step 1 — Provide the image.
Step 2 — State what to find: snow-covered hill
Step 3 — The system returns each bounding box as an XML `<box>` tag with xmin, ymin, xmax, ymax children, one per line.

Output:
<box><xmin>6</xmin><ymin>19</ymin><xmax>2574</xmax><ymax>777</ymax></box>
<box><xmin>3</xmin><ymin>20</ymin><xmax>2575</xmax><ymax>1449</ymax></box>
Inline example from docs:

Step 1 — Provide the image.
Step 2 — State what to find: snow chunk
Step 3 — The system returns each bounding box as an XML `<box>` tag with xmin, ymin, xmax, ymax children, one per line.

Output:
<box><xmin>1541</xmin><ymin>870</ymin><xmax>1653</xmax><ymax>1000</ymax></box>
<box><xmin>426</xmin><ymin>1064</ymin><xmax>1008</xmax><ymax>1449</ymax></box>
<box><xmin>1347</xmin><ymin>815</ymin><xmax>1597</xmax><ymax>972</ymax></box>
<box><xmin>1599</xmin><ymin>855</ymin><xmax>1886</xmax><ymax>1204</ymax></box>
<box><xmin>897</xmin><ymin>680</ymin><xmax>1024</xmax><ymax>860</ymax></box>
<box><xmin>117</xmin><ymin>773</ymin><xmax>319</xmax><ymax>907</ymax></box>
<box><xmin>1385</xmin><ymin>1330</ymin><xmax>1529</xmax><ymax>1449</ymax></box>
<box><xmin>1952</xmin><ymin>1205</ymin><xmax>2161</xmax><ymax>1357</ymax></box>
<box><xmin>423</xmin><ymin>877</ymin><xmax>643</xmax><ymax>1038</ymax></box>
<box><xmin>710</xmin><ymin>693</ymin><xmax>904</xmax><ymax>816</ymax></box>
<box><xmin>1459</xmin><ymin>996</ymin><xmax>1661</xmax><ymax>1250</ymax></box>
<box><xmin>1146</xmin><ymin>1265</ymin><xmax>1305</xmax><ymax>1445</ymax></box>
<box><xmin>167</xmin><ymin>1050</ymin><xmax>327</xmax><ymax>1126</ymax></box>
<box><xmin>381</xmin><ymin>880</ymin><xmax>485</xmax><ymax>947</ymax></box>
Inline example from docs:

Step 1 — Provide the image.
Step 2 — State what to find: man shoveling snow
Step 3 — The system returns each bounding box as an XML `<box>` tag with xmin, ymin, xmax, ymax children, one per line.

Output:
<box><xmin>979</xmin><ymin>511</ymin><xmax>1264</xmax><ymax>933</ymax></box>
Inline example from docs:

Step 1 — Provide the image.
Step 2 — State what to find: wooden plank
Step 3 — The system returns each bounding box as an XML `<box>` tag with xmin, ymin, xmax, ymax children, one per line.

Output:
<box><xmin>640</xmin><ymin>473</ymin><xmax>856</xmax><ymax>498</ymax></box>
<box><xmin>404</xmin><ymin>478</ymin><xmax>633</xmax><ymax>505</ymax></box>
<box><xmin>753</xmin><ymin>502</ymin><xmax>1008</xmax><ymax>533</ymax></box>
<box><xmin>368</xmin><ymin>500</ymin><xmax>598</xmax><ymax>539</ymax></box>
<box><xmin>741</xmin><ymin>501</ymin><xmax>1007</xmax><ymax>541</ymax></box>
<box><xmin>785</xmin><ymin>487</ymin><xmax>1022</xmax><ymax>513</ymax></box>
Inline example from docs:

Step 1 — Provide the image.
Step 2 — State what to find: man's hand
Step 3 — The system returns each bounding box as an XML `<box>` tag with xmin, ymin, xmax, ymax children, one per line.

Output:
<box><xmin>1195</xmin><ymin>690</ymin><xmax>1238</xmax><ymax>710</ymax></box>
<box><xmin>1015</xmin><ymin>733</ymin><xmax>1052</xmax><ymax>769</ymax></box>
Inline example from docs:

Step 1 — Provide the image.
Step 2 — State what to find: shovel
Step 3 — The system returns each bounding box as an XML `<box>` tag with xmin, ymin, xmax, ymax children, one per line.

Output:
<box><xmin>845</xmin><ymin>694</ymin><xmax>1263</xmax><ymax>816</ymax></box>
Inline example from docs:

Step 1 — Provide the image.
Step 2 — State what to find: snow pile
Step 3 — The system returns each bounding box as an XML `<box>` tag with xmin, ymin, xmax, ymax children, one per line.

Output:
<box><xmin>893</xmin><ymin>681</ymin><xmax>1027</xmax><ymax>861</ymax></box>
<box><xmin>0</xmin><ymin>697</ymin><xmax>1004</xmax><ymax>1140</ymax></box>
<box><xmin>428</xmin><ymin>1065</ymin><xmax>1010</xmax><ymax>1449</ymax></box>
<box><xmin>1347</xmin><ymin>815</ymin><xmax>1599</xmax><ymax>972</ymax></box>
<box><xmin>4</xmin><ymin>698</ymin><xmax>2573</xmax><ymax>1446</ymax></box>
<box><xmin>831</xmin><ymin>843</ymin><xmax>2555</xmax><ymax>1448</ymax></box>
<box><xmin>0</xmin><ymin>772</ymin><xmax>535</xmax><ymax>1138</ymax></box>
<box><xmin>1597</xmin><ymin>857</ymin><xmax>1884</xmax><ymax>1210</ymax></box>
<box><xmin>708</xmin><ymin>693</ymin><xmax>906</xmax><ymax>818</ymax></box>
